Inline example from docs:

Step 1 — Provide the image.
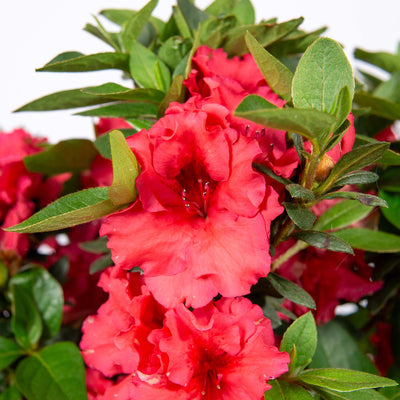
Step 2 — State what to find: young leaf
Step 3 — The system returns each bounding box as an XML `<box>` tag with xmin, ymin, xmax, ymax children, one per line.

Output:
<box><xmin>245</xmin><ymin>32</ymin><xmax>293</xmax><ymax>102</ymax></box>
<box><xmin>121</xmin><ymin>0</ymin><xmax>158</xmax><ymax>52</ymax></box>
<box><xmin>235</xmin><ymin>95</ymin><xmax>336</xmax><ymax>140</ymax></box>
<box><xmin>0</xmin><ymin>338</ymin><xmax>23</xmax><ymax>370</ymax></box>
<box><xmin>76</xmin><ymin>102</ymin><xmax>158</xmax><ymax>118</ymax></box>
<box><xmin>15</xmin><ymin>342</ymin><xmax>88</xmax><ymax>400</ymax></box>
<box><xmin>24</xmin><ymin>139</ymin><xmax>98</xmax><ymax>175</ymax></box>
<box><xmin>354</xmin><ymin>48</ymin><xmax>400</xmax><ymax>73</ymax></box>
<box><xmin>5</xmin><ymin>187</ymin><xmax>120</xmax><ymax>233</ymax></box>
<box><xmin>284</xmin><ymin>203</ymin><xmax>316</xmax><ymax>230</ymax></box>
<box><xmin>314</xmin><ymin>200</ymin><xmax>373</xmax><ymax>231</ymax></box>
<box><xmin>286</xmin><ymin>184</ymin><xmax>315</xmax><ymax>201</ymax></box>
<box><xmin>280</xmin><ymin>312</ymin><xmax>317</xmax><ymax>371</ymax></box>
<box><xmin>129</xmin><ymin>42</ymin><xmax>171</xmax><ymax>92</ymax></box>
<box><xmin>108</xmin><ymin>130</ymin><xmax>140</xmax><ymax>205</ymax></box>
<box><xmin>297</xmin><ymin>368</ymin><xmax>397</xmax><ymax>392</ymax></box>
<box><xmin>321</xmin><ymin>192</ymin><xmax>387</xmax><ymax>208</ymax></box>
<box><xmin>11</xmin><ymin>286</ymin><xmax>43</xmax><ymax>350</ymax></box>
<box><xmin>292</xmin><ymin>231</ymin><xmax>354</xmax><ymax>255</ymax></box>
<box><xmin>9</xmin><ymin>267</ymin><xmax>63</xmax><ymax>340</ymax></box>
<box><xmin>37</xmin><ymin>53</ymin><xmax>129</xmax><ymax>73</ymax></box>
<box><xmin>333</xmin><ymin>228</ymin><xmax>400</xmax><ymax>253</ymax></box>
<box><xmin>177</xmin><ymin>0</ymin><xmax>209</xmax><ymax>31</ymax></box>
<box><xmin>267</xmin><ymin>273</ymin><xmax>316</xmax><ymax>309</ymax></box>
<box><xmin>267</xmin><ymin>380</ymin><xmax>314</xmax><ymax>399</ymax></box>
<box><xmin>379</xmin><ymin>190</ymin><xmax>400</xmax><ymax>229</ymax></box>
<box><xmin>292</xmin><ymin>37</ymin><xmax>354</xmax><ymax>129</ymax></box>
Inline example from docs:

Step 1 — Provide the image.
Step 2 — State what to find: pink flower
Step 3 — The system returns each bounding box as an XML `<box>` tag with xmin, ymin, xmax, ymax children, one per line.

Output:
<box><xmin>275</xmin><ymin>240</ymin><xmax>382</xmax><ymax>324</ymax></box>
<box><xmin>185</xmin><ymin>45</ymin><xmax>298</xmax><ymax>178</ymax></box>
<box><xmin>101</xmin><ymin>100</ymin><xmax>283</xmax><ymax>308</ymax></box>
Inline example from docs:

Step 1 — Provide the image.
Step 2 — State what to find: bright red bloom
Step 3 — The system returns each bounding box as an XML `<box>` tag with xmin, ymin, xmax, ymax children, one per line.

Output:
<box><xmin>185</xmin><ymin>45</ymin><xmax>298</xmax><ymax>178</ymax></box>
<box><xmin>101</xmin><ymin>100</ymin><xmax>283</xmax><ymax>308</ymax></box>
<box><xmin>86</xmin><ymin>369</ymin><xmax>115</xmax><ymax>400</ymax></box>
<box><xmin>275</xmin><ymin>240</ymin><xmax>382</xmax><ymax>324</ymax></box>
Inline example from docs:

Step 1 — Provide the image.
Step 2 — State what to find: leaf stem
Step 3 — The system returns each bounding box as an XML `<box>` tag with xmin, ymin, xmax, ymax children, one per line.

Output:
<box><xmin>271</xmin><ymin>240</ymin><xmax>308</xmax><ymax>272</ymax></box>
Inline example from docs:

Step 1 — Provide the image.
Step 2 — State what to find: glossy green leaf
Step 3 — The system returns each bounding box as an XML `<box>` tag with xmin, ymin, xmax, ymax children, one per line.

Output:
<box><xmin>158</xmin><ymin>75</ymin><xmax>185</xmax><ymax>118</ymax></box>
<box><xmin>9</xmin><ymin>267</ymin><xmax>63</xmax><ymax>340</ymax></box>
<box><xmin>354</xmin><ymin>48</ymin><xmax>400</xmax><ymax>73</ymax></box>
<box><xmin>333</xmin><ymin>228</ymin><xmax>400</xmax><ymax>253</ymax></box>
<box><xmin>121</xmin><ymin>0</ymin><xmax>158</xmax><ymax>52</ymax></box>
<box><xmin>321</xmin><ymin>192</ymin><xmax>387</xmax><ymax>208</ymax></box>
<box><xmin>15</xmin><ymin>88</ymin><xmax>113</xmax><ymax>112</ymax></box>
<box><xmin>320</xmin><ymin>142</ymin><xmax>389</xmax><ymax>191</ymax></box>
<box><xmin>177</xmin><ymin>0</ymin><xmax>209</xmax><ymax>31</ymax></box>
<box><xmin>15</xmin><ymin>342</ymin><xmax>88</xmax><ymax>400</ymax></box>
<box><xmin>284</xmin><ymin>203</ymin><xmax>316</xmax><ymax>230</ymax></box>
<box><xmin>0</xmin><ymin>386</ymin><xmax>22</xmax><ymax>400</ymax></box>
<box><xmin>292</xmin><ymin>38</ymin><xmax>354</xmax><ymax>128</ymax></box>
<box><xmin>314</xmin><ymin>200</ymin><xmax>373</xmax><ymax>231</ymax></box>
<box><xmin>76</xmin><ymin>102</ymin><xmax>158</xmax><ymax>118</ymax></box>
<box><xmin>292</xmin><ymin>231</ymin><xmax>354</xmax><ymax>255</ymax></box>
<box><xmin>11</xmin><ymin>286</ymin><xmax>42</xmax><ymax>350</ymax></box>
<box><xmin>310</xmin><ymin>321</ymin><xmax>378</xmax><ymax>374</ymax></box>
<box><xmin>24</xmin><ymin>139</ymin><xmax>97</xmax><ymax>175</ymax></box>
<box><xmin>245</xmin><ymin>32</ymin><xmax>293</xmax><ymax>102</ymax></box>
<box><xmin>354</xmin><ymin>134</ymin><xmax>400</xmax><ymax>165</ymax></box>
<box><xmin>297</xmin><ymin>368</ymin><xmax>397</xmax><ymax>392</ymax></box>
<box><xmin>354</xmin><ymin>91</ymin><xmax>400</xmax><ymax>120</ymax></box>
<box><xmin>334</xmin><ymin>171</ymin><xmax>379</xmax><ymax>187</ymax></box>
<box><xmin>224</xmin><ymin>18</ymin><xmax>304</xmax><ymax>56</ymax></box>
<box><xmin>379</xmin><ymin>190</ymin><xmax>400</xmax><ymax>230</ymax></box>
<box><xmin>313</xmin><ymin>388</ymin><xmax>388</xmax><ymax>400</ymax></box>
<box><xmin>286</xmin><ymin>184</ymin><xmax>315</xmax><ymax>201</ymax></box>
<box><xmin>267</xmin><ymin>380</ymin><xmax>314</xmax><ymax>399</ymax></box>
<box><xmin>37</xmin><ymin>52</ymin><xmax>129</xmax><ymax>73</ymax></box>
<box><xmin>94</xmin><ymin>129</ymin><xmax>136</xmax><ymax>159</ymax></box>
<box><xmin>281</xmin><ymin>312</ymin><xmax>317</xmax><ymax>370</ymax></box>
<box><xmin>268</xmin><ymin>273</ymin><xmax>316</xmax><ymax>309</ymax></box>
<box><xmin>108</xmin><ymin>130</ymin><xmax>139</xmax><ymax>205</ymax></box>
<box><xmin>81</xmin><ymin>83</ymin><xmax>164</xmax><ymax>104</ymax></box>
<box><xmin>129</xmin><ymin>42</ymin><xmax>171</xmax><ymax>92</ymax></box>
<box><xmin>0</xmin><ymin>338</ymin><xmax>23</xmax><ymax>370</ymax></box>
<box><xmin>42</xmin><ymin>51</ymin><xmax>83</xmax><ymax>65</ymax></box>
<box><xmin>235</xmin><ymin>95</ymin><xmax>336</xmax><ymax>140</ymax></box>
<box><xmin>5</xmin><ymin>187</ymin><xmax>119</xmax><ymax>233</ymax></box>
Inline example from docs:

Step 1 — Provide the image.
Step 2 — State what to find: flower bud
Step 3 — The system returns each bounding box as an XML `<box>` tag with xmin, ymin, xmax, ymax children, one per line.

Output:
<box><xmin>315</xmin><ymin>154</ymin><xmax>335</xmax><ymax>182</ymax></box>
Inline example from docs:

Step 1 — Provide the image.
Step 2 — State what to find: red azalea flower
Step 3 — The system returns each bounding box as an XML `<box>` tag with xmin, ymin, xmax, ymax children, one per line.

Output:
<box><xmin>184</xmin><ymin>45</ymin><xmax>298</xmax><ymax>178</ymax></box>
<box><xmin>86</xmin><ymin>369</ymin><xmax>115</xmax><ymax>400</ymax></box>
<box><xmin>275</xmin><ymin>240</ymin><xmax>382</xmax><ymax>324</ymax></box>
<box><xmin>101</xmin><ymin>100</ymin><xmax>283</xmax><ymax>308</ymax></box>
<box><xmin>371</xmin><ymin>322</ymin><xmax>395</xmax><ymax>376</ymax></box>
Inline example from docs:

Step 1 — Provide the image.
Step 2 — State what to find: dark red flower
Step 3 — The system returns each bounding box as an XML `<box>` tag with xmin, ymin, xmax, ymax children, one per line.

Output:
<box><xmin>371</xmin><ymin>322</ymin><xmax>395</xmax><ymax>376</ymax></box>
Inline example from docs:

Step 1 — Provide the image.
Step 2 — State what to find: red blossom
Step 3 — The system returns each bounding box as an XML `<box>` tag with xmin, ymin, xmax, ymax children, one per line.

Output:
<box><xmin>101</xmin><ymin>100</ymin><xmax>283</xmax><ymax>308</ymax></box>
<box><xmin>371</xmin><ymin>322</ymin><xmax>395</xmax><ymax>376</ymax></box>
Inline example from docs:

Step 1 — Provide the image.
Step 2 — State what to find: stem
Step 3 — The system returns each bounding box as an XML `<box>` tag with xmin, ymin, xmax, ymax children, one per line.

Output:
<box><xmin>271</xmin><ymin>240</ymin><xmax>308</xmax><ymax>272</ymax></box>
<box><xmin>272</xmin><ymin>217</ymin><xmax>295</xmax><ymax>249</ymax></box>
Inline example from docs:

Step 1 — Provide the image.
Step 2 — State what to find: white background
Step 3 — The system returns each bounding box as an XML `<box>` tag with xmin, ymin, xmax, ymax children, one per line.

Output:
<box><xmin>1</xmin><ymin>0</ymin><xmax>399</xmax><ymax>142</ymax></box>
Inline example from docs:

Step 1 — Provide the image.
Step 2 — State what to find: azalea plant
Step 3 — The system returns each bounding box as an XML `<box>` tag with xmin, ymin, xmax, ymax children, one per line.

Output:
<box><xmin>1</xmin><ymin>0</ymin><xmax>400</xmax><ymax>399</ymax></box>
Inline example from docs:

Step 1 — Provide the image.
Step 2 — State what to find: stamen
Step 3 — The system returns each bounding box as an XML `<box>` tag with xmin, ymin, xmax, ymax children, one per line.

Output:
<box><xmin>244</xmin><ymin>125</ymin><xmax>250</xmax><ymax>136</ymax></box>
<box><xmin>261</xmin><ymin>128</ymin><xmax>266</xmax><ymax>137</ymax></box>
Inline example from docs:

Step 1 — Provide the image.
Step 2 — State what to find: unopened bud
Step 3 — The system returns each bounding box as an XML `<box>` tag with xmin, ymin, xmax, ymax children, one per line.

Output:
<box><xmin>315</xmin><ymin>154</ymin><xmax>335</xmax><ymax>182</ymax></box>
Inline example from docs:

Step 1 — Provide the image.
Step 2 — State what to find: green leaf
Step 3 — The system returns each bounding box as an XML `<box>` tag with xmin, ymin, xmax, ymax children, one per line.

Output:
<box><xmin>235</xmin><ymin>95</ymin><xmax>336</xmax><ymax>140</ymax></box>
<box><xmin>286</xmin><ymin>184</ymin><xmax>315</xmax><ymax>201</ymax></box>
<box><xmin>268</xmin><ymin>273</ymin><xmax>316</xmax><ymax>309</ymax></box>
<box><xmin>94</xmin><ymin>129</ymin><xmax>136</xmax><ymax>159</ymax></box>
<box><xmin>0</xmin><ymin>387</ymin><xmax>22</xmax><ymax>400</ymax></box>
<box><xmin>297</xmin><ymin>368</ymin><xmax>397</xmax><ymax>392</ymax></box>
<box><xmin>320</xmin><ymin>142</ymin><xmax>389</xmax><ymax>191</ymax></box>
<box><xmin>83</xmin><ymin>22</ymin><xmax>121</xmax><ymax>52</ymax></box>
<box><xmin>267</xmin><ymin>380</ymin><xmax>314</xmax><ymax>399</ymax></box>
<box><xmin>15</xmin><ymin>342</ymin><xmax>88</xmax><ymax>400</ymax></box>
<box><xmin>43</xmin><ymin>51</ymin><xmax>83</xmax><ymax>65</ymax></box>
<box><xmin>0</xmin><ymin>338</ymin><xmax>23</xmax><ymax>370</ymax></box>
<box><xmin>158</xmin><ymin>37</ymin><xmax>192</xmax><ymax>70</ymax></box>
<box><xmin>331</xmin><ymin>86</ymin><xmax>353</xmax><ymax>132</ymax></box>
<box><xmin>321</xmin><ymin>192</ymin><xmax>387</xmax><ymax>208</ymax></box>
<box><xmin>379</xmin><ymin>190</ymin><xmax>400</xmax><ymax>230</ymax></box>
<box><xmin>292</xmin><ymin>231</ymin><xmax>354</xmax><ymax>255</ymax></box>
<box><xmin>310</xmin><ymin>321</ymin><xmax>378</xmax><ymax>374</ymax></box>
<box><xmin>354</xmin><ymin>48</ymin><xmax>400</xmax><ymax>73</ymax></box>
<box><xmin>173</xmin><ymin>5</ymin><xmax>192</xmax><ymax>39</ymax></box>
<box><xmin>9</xmin><ymin>267</ymin><xmax>63</xmax><ymax>340</ymax></box>
<box><xmin>90</xmin><ymin>254</ymin><xmax>113</xmax><ymax>274</ymax></box>
<box><xmin>5</xmin><ymin>187</ymin><xmax>120</xmax><ymax>233</ymax></box>
<box><xmin>280</xmin><ymin>312</ymin><xmax>317</xmax><ymax>371</ymax></box>
<box><xmin>81</xmin><ymin>83</ymin><xmax>164</xmax><ymax>103</ymax></box>
<box><xmin>24</xmin><ymin>139</ymin><xmax>97</xmax><ymax>175</ymax></box>
<box><xmin>15</xmin><ymin>88</ymin><xmax>113</xmax><ymax>112</ymax></box>
<box><xmin>292</xmin><ymin>38</ymin><xmax>354</xmax><ymax>130</ymax></box>
<box><xmin>11</xmin><ymin>286</ymin><xmax>42</xmax><ymax>350</ymax></box>
<box><xmin>37</xmin><ymin>52</ymin><xmax>129</xmax><ymax>73</ymax></box>
<box><xmin>232</xmin><ymin>0</ymin><xmax>255</xmax><ymax>25</ymax></box>
<box><xmin>177</xmin><ymin>0</ymin><xmax>209</xmax><ymax>31</ymax></box>
<box><xmin>245</xmin><ymin>32</ymin><xmax>293</xmax><ymax>102</ymax></box>
<box><xmin>108</xmin><ymin>130</ymin><xmax>140</xmax><ymax>205</ymax></box>
<box><xmin>158</xmin><ymin>75</ymin><xmax>185</xmax><ymax>118</ymax></box>
<box><xmin>79</xmin><ymin>237</ymin><xmax>109</xmax><ymax>254</ymax></box>
<box><xmin>254</xmin><ymin>163</ymin><xmax>292</xmax><ymax>186</ymax></box>
<box><xmin>121</xmin><ymin>0</ymin><xmax>158</xmax><ymax>52</ymax></box>
<box><xmin>75</xmin><ymin>102</ymin><xmax>158</xmax><ymax>118</ymax></box>
<box><xmin>354</xmin><ymin>91</ymin><xmax>400</xmax><ymax>120</ymax></box>
<box><xmin>284</xmin><ymin>203</ymin><xmax>316</xmax><ymax>230</ymax></box>
<box><xmin>354</xmin><ymin>134</ymin><xmax>400</xmax><ymax>166</ymax></box>
<box><xmin>333</xmin><ymin>228</ymin><xmax>400</xmax><ymax>253</ymax></box>
<box><xmin>314</xmin><ymin>200</ymin><xmax>373</xmax><ymax>231</ymax></box>
<box><xmin>334</xmin><ymin>171</ymin><xmax>379</xmax><ymax>187</ymax></box>
<box><xmin>129</xmin><ymin>42</ymin><xmax>171</xmax><ymax>92</ymax></box>
<box><xmin>205</xmin><ymin>0</ymin><xmax>235</xmax><ymax>15</ymax></box>
<box><xmin>314</xmin><ymin>388</ymin><xmax>389</xmax><ymax>400</ymax></box>
<box><xmin>374</xmin><ymin>72</ymin><xmax>400</xmax><ymax>103</ymax></box>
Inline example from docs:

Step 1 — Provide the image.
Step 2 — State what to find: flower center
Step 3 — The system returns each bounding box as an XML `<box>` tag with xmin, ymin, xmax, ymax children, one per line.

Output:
<box><xmin>181</xmin><ymin>179</ymin><xmax>211</xmax><ymax>218</ymax></box>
